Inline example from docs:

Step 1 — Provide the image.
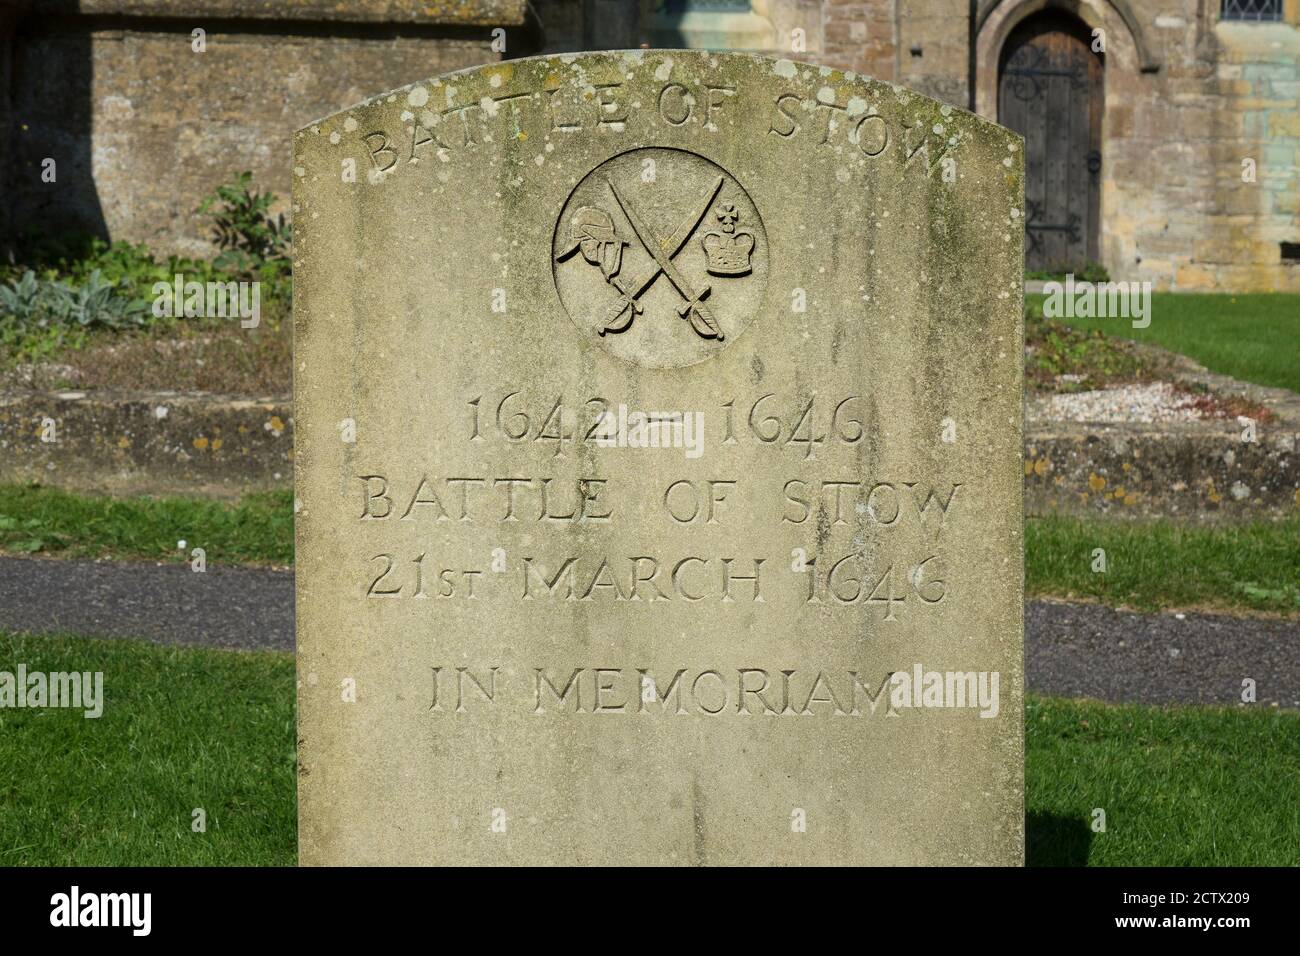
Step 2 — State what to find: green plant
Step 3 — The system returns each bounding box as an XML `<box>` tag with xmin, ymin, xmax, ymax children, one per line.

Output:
<box><xmin>0</xmin><ymin>269</ymin><xmax>40</xmax><ymax>319</ymax></box>
<box><xmin>0</xmin><ymin>269</ymin><xmax>148</xmax><ymax>331</ymax></box>
<box><xmin>67</xmin><ymin>239</ymin><xmax>215</xmax><ymax>300</ymax></box>
<box><xmin>0</xmin><ymin>268</ymin><xmax>154</xmax><ymax>364</ymax></box>
<box><xmin>197</xmin><ymin>172</ymin><xmax>291</xmax><ymax>278</ymax></box>
<box><xmin>1024</xmin><ymin>300</ymin><xmax>1153</xmax><ymax>391</ymax></box>
<box><xmin>2</xmin><ymin>233</ymin><xmax>221</xmax><ymax>303</ymax></box>
<box><xmin>46</xmin><ymin>269</ymin><xmax>150</xmax><ymax>328</ymax></box>
<box><xmin>0</xmin><ymin>176</ymin><xmax>297</xmax><ymax>368</ymax></box>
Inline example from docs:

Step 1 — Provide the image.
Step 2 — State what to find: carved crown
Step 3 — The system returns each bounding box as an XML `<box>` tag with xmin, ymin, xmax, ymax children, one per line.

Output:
<box><xmin>702</xmin><ymin>230</ymin><xmax>755</xmax><ymax>276</ymax></box>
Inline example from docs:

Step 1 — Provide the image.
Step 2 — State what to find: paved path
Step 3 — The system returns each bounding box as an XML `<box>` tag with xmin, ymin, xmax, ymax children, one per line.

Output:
<box><xmin>0</xmin><ymin>556</ymin><xmax>293</xmax><ymax>653</ymax></box>
<box><xmin>0</xmin><ymin>557</ymin><xmax>1296</xmax><ymax>707</ymax></box>
<box><xmin>1026</xmin><ymin>599</ymin><xmax>1298</xmax><ymax>708</ymax></box>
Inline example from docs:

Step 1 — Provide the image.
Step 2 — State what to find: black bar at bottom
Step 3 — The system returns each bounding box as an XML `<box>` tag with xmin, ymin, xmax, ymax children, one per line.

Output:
<box><xmin>0</xmin><ymin>866</ymin><xmax>1284</xmax><ymax>940</ymax></box>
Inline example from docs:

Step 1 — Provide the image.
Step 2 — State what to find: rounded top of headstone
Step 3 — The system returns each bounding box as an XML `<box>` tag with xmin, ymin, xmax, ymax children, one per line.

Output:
<box><xmin>296</xmin><ymin>49</ymin><xmax>1018</xmax><ymax>142</ymax></box>
<box><xmin>293</xmin><ymin>49</ymin><xmax>1024</xmax><ymax>370</ymax></box>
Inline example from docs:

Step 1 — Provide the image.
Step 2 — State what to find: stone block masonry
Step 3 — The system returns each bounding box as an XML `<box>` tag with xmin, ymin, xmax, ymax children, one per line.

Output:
<box><xmin>0</xmin><ymin>0</ymin><xmax>534</xmax><ymax>257</ymax></box>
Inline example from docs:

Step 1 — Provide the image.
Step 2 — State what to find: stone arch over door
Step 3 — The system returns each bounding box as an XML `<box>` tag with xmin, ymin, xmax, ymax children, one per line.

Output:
<box><xmin>976</xmin><ymin>0</ymin><xmax>1159</xmax><ymax>72</ymax></box>
<box><xmin>997</xmin><ymin>10</ymin><xmax>1103</xmax><ymax>271</ymax></box>
<box><xmin>974</xmin><ymin>0</ymin><xmax>1156</xmax><ymax>277</ymax></box>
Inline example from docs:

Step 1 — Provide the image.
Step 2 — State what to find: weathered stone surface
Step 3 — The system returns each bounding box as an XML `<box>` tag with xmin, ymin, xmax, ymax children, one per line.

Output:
<box><xmin>40</xmin><ymin>0</ymin><xmax>529</xmax><ymax>26</ymax></box>
<box><xmin>294</xmin><ymin>50</ymin><xmax>1024</xmax><ymax>865</ymax></box>
<box><xmin>0</xmin><ymin>389</ymin><xmax>292</xmax><ymax>497</ymax></box>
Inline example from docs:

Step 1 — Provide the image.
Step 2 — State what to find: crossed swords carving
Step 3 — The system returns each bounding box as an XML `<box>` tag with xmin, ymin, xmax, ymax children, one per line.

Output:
<box><xmin>557</xmin><ymin>176</ymin><xmax>726</xmax><ymax>341</ymax></box>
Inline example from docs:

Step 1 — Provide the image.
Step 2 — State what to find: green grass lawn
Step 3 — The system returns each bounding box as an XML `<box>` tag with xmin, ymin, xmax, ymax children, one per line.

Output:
<box><xmin>0</xmin><ymin>633</ymin><xmax>295</xmax><ymax>866</ymax></box>
<box><xmin>3</xmin><ymin>484</ymin><xmax>1296</xmax><ymax>615</ymax></box>
<box><xmin>1026</xmin><ymin>695</ymin><xmax>1299</xmax><ymax>866</ymax></box>
<box><xmin>1026</xmin><ymin>515</ymin><xmax>1300</xmax><ymax>614</ymax></box>
<box><xmin>0</xmin><ymin>484</ymin><xmax>293</xmax><ymax>566</ymax></box>
<box><xmin>1</xmin><ymin>632</ymin><xmax>1295</xmax><ymax>866</ymax></box>
<box><xmin>1027</xmin><ymin>292</ymin><xmax>1300</xmax><ymax>394</ymax></box>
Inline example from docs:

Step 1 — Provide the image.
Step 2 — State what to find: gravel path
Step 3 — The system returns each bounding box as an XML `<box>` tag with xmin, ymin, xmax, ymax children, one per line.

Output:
<box><xmin>0</xmin><ymin>557</ymin><xmax>1295</xmax><ymax>707</ymax></box>
<box><xmin>1029</xmin><ymin>382</ymin><xmax>1211</xmax><ymax>424</ymax></box>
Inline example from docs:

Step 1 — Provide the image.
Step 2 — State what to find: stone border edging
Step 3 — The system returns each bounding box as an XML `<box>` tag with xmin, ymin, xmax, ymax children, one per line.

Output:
<box><xmin>0</xmin><ymin>390</ymin><xmax>292</xmax><ymax>497</ymax></box>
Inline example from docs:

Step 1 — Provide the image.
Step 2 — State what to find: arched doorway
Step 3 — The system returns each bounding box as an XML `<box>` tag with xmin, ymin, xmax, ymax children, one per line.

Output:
<box><xmin>998</xmin><ymin>11</ymin><xmax>1103</xmax><ymax>273</ymax></box>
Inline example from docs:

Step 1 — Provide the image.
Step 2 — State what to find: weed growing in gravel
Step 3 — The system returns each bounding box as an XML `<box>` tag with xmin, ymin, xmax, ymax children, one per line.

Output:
<box><xmin>1025</xmin><ymin>298</ymin><xmax>1155</xmax><ymax>391</ymax></box>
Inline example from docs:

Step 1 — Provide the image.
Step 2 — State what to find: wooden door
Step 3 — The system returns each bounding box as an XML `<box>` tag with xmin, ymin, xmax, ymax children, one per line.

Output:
<box><xmin>998</xmin><ymin>14</ymin><xmax>1103</xmax><ymax>273</ymax></box>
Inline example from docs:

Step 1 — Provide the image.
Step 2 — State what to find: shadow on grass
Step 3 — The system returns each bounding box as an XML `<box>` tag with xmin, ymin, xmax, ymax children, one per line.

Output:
<box><xmin>1026</xmin><ymin>812</ymin><xmax>1092</xmax><ymax>866</ymax></box>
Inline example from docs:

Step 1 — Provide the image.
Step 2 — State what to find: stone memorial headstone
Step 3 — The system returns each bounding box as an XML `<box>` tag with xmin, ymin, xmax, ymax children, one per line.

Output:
<box><xmin>295</xmin><ymin>50</ymin><xmax>1024</xmax><ymax>865</ymax></box>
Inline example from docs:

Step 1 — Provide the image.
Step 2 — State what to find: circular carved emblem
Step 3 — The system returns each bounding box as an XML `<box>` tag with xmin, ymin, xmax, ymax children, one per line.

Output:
<box><xmin>553</xmin><ymin>147</ymin><xmax>769</xmax><ymax>369</ymax></box>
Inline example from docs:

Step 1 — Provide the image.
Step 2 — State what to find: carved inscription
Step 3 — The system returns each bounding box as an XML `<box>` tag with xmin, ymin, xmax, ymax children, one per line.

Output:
<box><xmin>430</xmin><ymin>665</ymin><xmax>899</xmax><ymax>718</ymax></box>
<box><xmin>353</xmin><ymin>79</ymin><xmax>958</xmax><ymax>180</ymax></box>
<box><xmin>466</xmin><ymin>392</ymin><xmax>876</xmax><ymax>459</ymax></box>
<box><xmin>425</xmin><ymin>665</ymin><xmax>1001</xmax><ymax>720</ymax></box>
<box><xmin>355</xmin><ymin>462</ymin><xmax>961</xmax><ymax>616</ymax></box>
